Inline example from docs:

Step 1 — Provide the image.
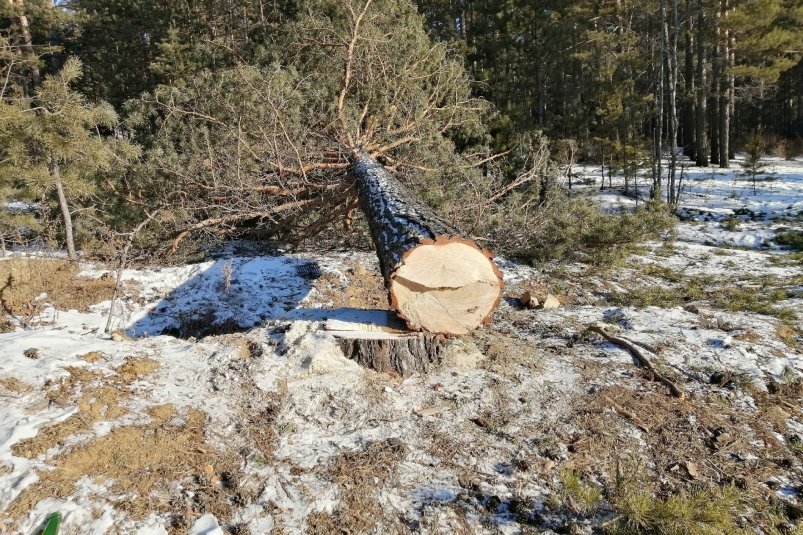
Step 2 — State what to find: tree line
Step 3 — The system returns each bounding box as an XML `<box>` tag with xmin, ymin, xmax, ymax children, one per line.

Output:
<box><xmin>0</xmin><ymin>0</ymin><xmax>800</xmax><ymax>262</ymax></box>
<box><xmin>418</xmin><ymin>0</ymin><xmax>802</xmax><ymax>199</ymax></box>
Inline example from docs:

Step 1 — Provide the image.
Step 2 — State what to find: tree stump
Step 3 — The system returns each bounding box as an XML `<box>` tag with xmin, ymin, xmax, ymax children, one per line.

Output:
<box><xmin>351</xmin><ymin>153</ymin><xmax>503</xmax><ymax>335</ymax></box>
<box><xmin>338</xmin><ymin>332</ymin><xmax>447</xmax><ymax>377</ymax></box>
<box><xmin>325</xmin><ymin>309</ymin><xmax>449</xmax><ymax>377</ymax></box>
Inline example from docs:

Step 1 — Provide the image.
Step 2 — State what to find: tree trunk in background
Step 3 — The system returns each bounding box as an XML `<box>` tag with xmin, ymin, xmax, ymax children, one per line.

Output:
<box><xmin>9</xmin><ymin>0</ymin><xmax>41</xmax><ymax>91</ymax></box>
<box><xmin>695</xmin><ymin>0</ymin><xmax>709</xmax><ymax>166</ymax></box>
<box><xmin>728</xmin><ymin>35</ymin><xmax>735</xmax><ymax>158</ymax></box>
<box><xmin>52</xmin><ymin>159</ymin><xmax>77</xmax><ymax>260</ymax></box>
<box><xmin>711</xmin><ymin>79</ymin><xmax>720</xmax><ymax>165</ymax></box>
<box><xmin>351</xmin><ymin>153</ymin><xmax>503</xmax><ymax>336</ymax></box>
<box><xmin>710</xmin><ymin>6</ymin><xmax>721</xmax><ymax>166</ymax></box>
<box><xmin>683</xmin><ymin>0</ymin><xmax>696</xmax><ymax>159</ymax></box>
<box><xmin>653</xmin><ymin>0</ymin><xmax>665</xmax><ymax>200</ymax></box>
<box><xmin>719</xmin><ymin>0</ymin><xmax>734</xmax><ymax>162</ymax></box>
<box><xmin>719</xmin><ymin>0</ymin><xmax>731</xmax><ymax>167</ymax></box>
<box><xmin>667</xmin><ymin>0</ymin><xmax>680</xmax><ymax>205</ymax></box>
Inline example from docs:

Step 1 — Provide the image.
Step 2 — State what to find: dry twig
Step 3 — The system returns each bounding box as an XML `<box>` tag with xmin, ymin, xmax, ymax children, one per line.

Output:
<box><xmin>603</xmin><ymin>395</ymin><xmax>651</xmax><ymax>432</ymax></box>
<box><xmin>587</xmin><ymin>324</ymin><xmax>685</xmax><ymax>399</ymax></box>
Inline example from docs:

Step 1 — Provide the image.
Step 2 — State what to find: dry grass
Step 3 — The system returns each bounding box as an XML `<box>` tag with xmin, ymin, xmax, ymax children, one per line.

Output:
<box><xmin>147</xmin><ymin>403</ymin><xmax>177</xmax><ymax>424</ymax></box>
<box><xmin>44</xmin><ymin>366</ymin><xmax>106</xmax><ymax>408</ymax></box>
<box><xmin>0</xmin><ymin>376</ymin><xmax>33</xmax><ymax>395</ymax></box>
<box><xmin>776</xmin><ymin>324</ymin><xmax>799</xmax><ymax>347</ymax></box>
<box><xmin>5</xmin><ymin>409</ymin><xmax>221</xmax><ymax>521</ymax></box>
<box><xmin>0</xmin><ymin>259</ymin><xmax>120</xmax><ymax>325</ymax></box>
<box><xmin>13</xmin><ymin>381</ymin><xmax>138</xmax><ymax>460</ymax></box>
<box><xmin>314</xmin><ymin>262</ymin><xmax>389</xmax><ymax>310</ymax></box>
<box><xmin>115</xmin><ymin>357</ymin><xmax>160</xmax><ymax>383</ymax></box>
<box><xmin>308</xmin><ymin>438</ymin><xmax>406</xmax><ymax>534</ymax></box>
<box><xmin>79</xmin><ymin>351</ymin><xmax>106</xmax><ymax>363</ymax></box>
<box><xmin>11</xmin><ymin>356</ymin><xmax>161</xmax><ymax>460</ymax></box>
<box><xmin>7</xmin><ymin>399</ymin><xmax>248</xmax><ymax>532</ymax></box>
<box><xmin>559</xmin><ymin>379</ymin><xmax>803</xmax><ymax>531</ymax></box>
<box><xmin>578</xmin><ymin>385</ymin><xmax>787</xmax><ymax>484</ymax></box>
<box><xmin>237</xmin><ymin>380</ymin><xmax>286</xmax><ymax>458</ymax></box>
<box><xmin>471</xmin><ymin>330</ymin><xmax>543</xmax><ymax>373</ymax></box>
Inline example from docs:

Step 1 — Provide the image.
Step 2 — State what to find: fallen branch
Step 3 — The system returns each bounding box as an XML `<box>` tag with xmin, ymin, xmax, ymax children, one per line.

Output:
<box><xmin>105</xmin><ymin>209</ymin><xmax>161</xmax><ymax>334</ymax></box>
<box><xmin>603</xmin><ymin>395</ymin><xmax>650</xmax><ymax>432</ymax></box>
<box><xmin>169</xmin><ymin>199</ymin><xmax>317</xmax><ymax>252</ymax></box>
<box><xmin>587</xmin><ymin>324</ymin><xmax>685</xmax><ymax>399</ymax></box>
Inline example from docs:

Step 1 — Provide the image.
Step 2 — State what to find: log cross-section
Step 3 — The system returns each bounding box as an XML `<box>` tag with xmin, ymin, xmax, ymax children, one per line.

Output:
<box><xmin>352</xmin><ymin>153</ymin><xmax>503</xmax><ymax>335</ymax></box>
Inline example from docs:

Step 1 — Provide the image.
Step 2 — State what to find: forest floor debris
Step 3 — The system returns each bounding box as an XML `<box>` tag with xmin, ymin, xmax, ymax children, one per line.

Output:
<box><xmin>0</xmin><ymin>157</ymin><xmax>801</xmax><ymax>534</ymax></box>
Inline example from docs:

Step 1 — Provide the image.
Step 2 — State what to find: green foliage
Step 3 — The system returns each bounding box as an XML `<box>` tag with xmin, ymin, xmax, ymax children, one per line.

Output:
<box><xmin>606</xmin><ymin>484</ymin><xmax>746</xmax><ymax>535</ymax></box>
<box><xmin>0</xmin><ymin>58</ymin><xmax>138</xmax><ymax>252</ymax></box>
<box><xmin>559</xmin><ymin>467</ymin><xmax>602</xmax><ymax>514</ymax></box>
<box><xmin>774</xmin><ymin>228</ymin><xmax>803</xmax><ymax>251</ymax></box>
<box><xmin>488</xmin><ymin>192</ymin><xmax>677</xmax><ymax>267</ymax></box>
<box><xmin>729</xmin><ymin>0</ymin><xmax>803</xmax><ymax>84</ymax></box>
<box><xmin>612</xmin><ymin>273</ymin><xmax>797</xmax><ymax>321</ymax></box>
<box><xmin>740</xmin><ymin>131</ymin><xmax>767</xmax><ymax>195</ymax></box>
<box><xmin>722</xmin><ymin>218</ymin><xmax>740</xmax><ymax>232</ymax></box>
<box><xmin>123</xmin><ymin>0</ymin><xmax>488</xmax><ymax>246</ymax></box>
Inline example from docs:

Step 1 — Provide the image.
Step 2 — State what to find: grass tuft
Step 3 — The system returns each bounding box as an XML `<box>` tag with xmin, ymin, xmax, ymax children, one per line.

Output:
<box><xmin>559</xmin><ymin>467</ymin><xmax>602</xmax><ymax>514</ymax></box>
<box><xmin>606</xmin><ymin>484</ymin><xmax>745</xmax><ymax>535</ymax></box>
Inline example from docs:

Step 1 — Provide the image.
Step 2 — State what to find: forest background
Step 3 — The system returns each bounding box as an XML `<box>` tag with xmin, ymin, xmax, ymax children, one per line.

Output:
<box><xmin>1</xmin><ymin>0</ymin><xmax>801</xmax><ymax>264</ymax></box>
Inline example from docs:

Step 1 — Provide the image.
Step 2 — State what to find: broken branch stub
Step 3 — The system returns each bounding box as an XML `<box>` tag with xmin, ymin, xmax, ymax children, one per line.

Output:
<box><xmin>351</xmin><ymin>153</ymin><xmax>503</xmax><ymax>335</ymax></box>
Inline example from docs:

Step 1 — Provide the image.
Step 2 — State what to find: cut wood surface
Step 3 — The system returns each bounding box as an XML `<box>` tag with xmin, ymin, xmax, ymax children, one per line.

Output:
<box><xmin>324</xmin><ymin>308</ymin><xmax>408</xmax><ymax>334</ymax></box>
<box><xmin>352</xmin><ymin>153</ymin><xmax>503</xmax><ymax>335</ymax></box>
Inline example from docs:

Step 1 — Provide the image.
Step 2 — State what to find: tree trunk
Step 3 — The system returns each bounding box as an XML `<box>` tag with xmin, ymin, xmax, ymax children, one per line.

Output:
<box><xmin>710</xmin><ymin>7</ymin><xmax>721</xmax><ymax>166</ymax></box>
<box><xmin>668</xmin><ymin>0</ymin><xmax>680</xmax><ymax>205</ymax></box>
<box><xmin>728</xmin><ymin>36</ymin><xmax>735</xmax><ymax>159</ymax></box>
<box><xmin>718</xmin><ymin>0</ymin><xmax>730</xmax><ymax>168</ymax></box>
<box><xmin>52</xmin><ymin>159</ymin><xmax>77</xmax><ymax>260</ymax></box>
<box><xmin>683</xmin><ymin>0</ymin><xmax>696</xmax><ymax>158</ymax></box>
<box><xmin>339</xmin><ymin>333</ymin><xmax>447</xmax><ymax>377</ymax></box>
<box><xmin>694</xmin><ymin>0</ymin><xmax>709</xmax><ymax>166</ymax></box>
<box><xmin>653</xmin><ymin>1</ymin><xmax>665</xmax><ymax>200</ymax></box>
<box><xmin>9</xmin><ymin>0</ymin><xmax>41</xmax><ymax>92</ymax></box>
<box><xmin>351</xmin><ymin>153</ymin><xmax>503</xmax><ymax>335</ymax></box>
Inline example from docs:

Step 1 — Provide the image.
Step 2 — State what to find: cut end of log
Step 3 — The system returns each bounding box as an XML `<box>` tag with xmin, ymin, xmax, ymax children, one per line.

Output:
<box><xmin>389</xmin><ymin>236</ymin><xmax>503</xmax><ymax>335</ymax></box>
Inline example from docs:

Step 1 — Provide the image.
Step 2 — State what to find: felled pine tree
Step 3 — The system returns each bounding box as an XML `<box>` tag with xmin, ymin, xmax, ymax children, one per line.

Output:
<box><xmin>131</xmin><ymin>0</ymin><xmax>487</xmax><ymax>246</ymax></box>
<box><xmin>0</xmin><ymin>58</ymin><xmax>138</xmax><ymax>258</ymax></box>
<box><xmin>129</xmin><ymin>0</ymin><xmax>502</xmax><ymax>334</ymax></box>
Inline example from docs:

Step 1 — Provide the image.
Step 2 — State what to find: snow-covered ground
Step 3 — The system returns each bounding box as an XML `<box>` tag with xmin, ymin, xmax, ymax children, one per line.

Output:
<box><xmin>0</xmin><ymin>156</ymin><xmax>801</xmax><ymax>534</ymax></box>
<box><xmin>577</xmin><ymin>154</ymin><xmax>803</xmax><ymax>249</ymax></box>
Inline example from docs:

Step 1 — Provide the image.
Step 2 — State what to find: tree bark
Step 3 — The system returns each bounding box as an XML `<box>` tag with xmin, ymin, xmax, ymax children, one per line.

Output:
<box><xmin>653</xmin><ymin>0</ymin><xmax>665</xmax><ymax>200</ymax></box>
<box><xmin>728</xmin><ymin>34</ymin><xmax>735</xmax><ymax>159</ymax></box>
<box><xmin>351</xmin><ymin>153</ymin><xmax>503</xmax><ymax>335</ymax></box>
<box><xmin>694</xmin><ymin>0</ymin><xmax>709</xmax><ymax>166</ymax></box>
<box><xmin>339</xmin><ymin>333</ymin><xmax>447</xmax><ymax>377</ymax></box>
<box><xmin>666</xmin><ymin>0</ymin><xmax>680</xmax><ymax>205</ymax></box>
<box><xmin>710</xmin><ymin>6</ymin><xmax>721</xmax><ymax>166</ymax></box>
<box><xmin>52</xmin><ymin>159</ymin><xmax>77</xmax><ymax>260</ymax></box>
<box><xmin>9</xmin><ymin>0</ymin><xmax>40</xmax><ymax>92</ymax></box>
<box><xmin>683</xmin><ymin>0</ymin><xmax>696</xmax><ymax>158</ymax></box>
<box><xmin>718</xmin><ymin>0</ymin><xmax>730</xmax><ymax>168</ymax></box>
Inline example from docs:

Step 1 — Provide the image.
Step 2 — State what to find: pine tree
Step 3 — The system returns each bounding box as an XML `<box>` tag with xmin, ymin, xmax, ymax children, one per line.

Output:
<box><xmin>124</xmin><ymin>0</ymin><xmax>488</xmax><ymax>249</ymax></box>
<box><xmin>0</xmin><ymin>58</ymin><xmax>138</xmax><ymax>258</ymax></box>
<box><xmin>740</xmin><ymin>131</ymin><xmax>766</xmax><ymax>195</ymax></box>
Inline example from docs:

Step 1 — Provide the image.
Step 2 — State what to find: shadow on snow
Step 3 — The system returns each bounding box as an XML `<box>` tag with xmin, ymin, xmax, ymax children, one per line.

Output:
<box><xmin>127</xmin><ymin>255</ymin><xmax>332</xmax><ymax>339</ymax></box>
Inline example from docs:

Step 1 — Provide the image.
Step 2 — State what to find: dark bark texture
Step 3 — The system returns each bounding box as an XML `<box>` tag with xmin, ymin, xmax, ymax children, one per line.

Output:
<box><xmin>340</xmin><ymin>334</ymin><xmax>447</xmax><ymax>377</ymax></box>
<box><xmin>351</xmin><ymin>152</ymin><xmax>457</xmax><ymax>281</ymax></box>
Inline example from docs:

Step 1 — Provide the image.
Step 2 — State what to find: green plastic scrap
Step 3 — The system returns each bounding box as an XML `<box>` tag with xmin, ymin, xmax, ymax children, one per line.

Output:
<box><xmin>40</xmin><ymin>512</ymin><xmax>61</xmax><ymax>535</ymax></box>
